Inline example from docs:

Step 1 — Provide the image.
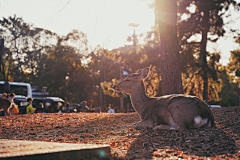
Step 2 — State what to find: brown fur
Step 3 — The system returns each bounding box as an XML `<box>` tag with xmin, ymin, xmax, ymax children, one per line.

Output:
<box><xmin>113</xmin><ymin>68</ymin><xmax>215</xmax><ymax>130</ymax></box>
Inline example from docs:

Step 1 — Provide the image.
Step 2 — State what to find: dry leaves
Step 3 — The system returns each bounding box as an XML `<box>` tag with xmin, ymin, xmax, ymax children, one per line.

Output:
<box><xmin>0</xmin><ymin>106</ymin><xmax>240</xmax><ymax>159</ymax></box>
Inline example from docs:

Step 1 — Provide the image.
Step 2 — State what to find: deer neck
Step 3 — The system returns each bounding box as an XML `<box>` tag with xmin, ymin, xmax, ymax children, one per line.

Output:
<box><xmin>130</xmin><ymin>81</ymin><xmax>151</xmax><ymax>119</ymax></box>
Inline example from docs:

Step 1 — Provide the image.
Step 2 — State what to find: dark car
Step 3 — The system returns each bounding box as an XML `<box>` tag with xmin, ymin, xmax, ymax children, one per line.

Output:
<box><xmin>69</xmin><ymin>103</ymin><xmax>80</xmax><ymax>112</ymax></box>
<box><xmin>69</xmin><ymin>103</ymin><xmax>94</xmax><ymax>113</ymax></box>
<box><xmin>33</xmin><ymin>97</ymin><xmax>65</xmax><ymax>113</ymax></box>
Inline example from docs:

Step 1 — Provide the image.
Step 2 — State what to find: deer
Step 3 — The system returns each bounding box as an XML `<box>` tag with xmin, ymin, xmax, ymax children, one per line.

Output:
<box><xmin>112</xmin><ymin>67</ymin><xmax>215</xmax><ymax>130</ymax></box>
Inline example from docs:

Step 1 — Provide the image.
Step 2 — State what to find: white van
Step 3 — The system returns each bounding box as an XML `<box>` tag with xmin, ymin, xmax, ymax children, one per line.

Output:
<box><xmin>0</xmin><ymin>81</ymin><xmax>32</xmax><ymax>106</ymax></box>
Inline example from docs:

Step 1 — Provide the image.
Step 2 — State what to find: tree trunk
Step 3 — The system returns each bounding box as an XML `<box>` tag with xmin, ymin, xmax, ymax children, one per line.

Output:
<box><xmin>156</xmin><ymin>0</ymin><xmax>183</xmax><ymax>95</ymax></box>
<box><xmin>200</xmin><ymin>8</ymin><xmax>210</xmax><ymax>103</ymax></box>
<box><xmin>0</xmin><ymin>38</ymin><xmax>3</xmax><ymax>77</ymax></box>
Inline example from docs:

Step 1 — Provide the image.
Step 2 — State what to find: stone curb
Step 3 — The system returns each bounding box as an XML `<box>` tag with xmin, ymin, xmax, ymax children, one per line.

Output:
<box><xmin>0</xmin><ymin>139</ymin><xmax>110</xmax><ymax>160</ymax></box>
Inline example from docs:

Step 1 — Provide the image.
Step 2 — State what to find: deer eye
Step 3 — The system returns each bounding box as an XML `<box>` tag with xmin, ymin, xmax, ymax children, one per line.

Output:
<box><xmin>125</xmin><ymin>79</ymin><xmax>130</xmax><ymax>82</ymax></box>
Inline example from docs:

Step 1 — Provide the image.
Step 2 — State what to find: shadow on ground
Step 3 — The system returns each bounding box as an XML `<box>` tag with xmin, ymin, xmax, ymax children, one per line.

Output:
<box><xmin>1</xmin><ymin>108</ymin><xmax>239</xmax><ymax>159</ymax></box>
<box><xmin>124</xmin><ymin>126</ymin><xmax>237</xmax><ymax>159</ymax></box>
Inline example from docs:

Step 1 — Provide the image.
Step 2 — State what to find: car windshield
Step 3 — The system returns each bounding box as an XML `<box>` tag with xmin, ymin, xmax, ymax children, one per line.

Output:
<box><xmin>0</xmin><ymin>84</ymin><xmax>28</xmax><ymax>96</ymax></box>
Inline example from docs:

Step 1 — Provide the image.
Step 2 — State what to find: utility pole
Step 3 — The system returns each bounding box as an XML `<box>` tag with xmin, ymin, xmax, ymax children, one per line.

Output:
<box><xmin>119</xmin><ymin>66</ymin><xmax>124</xmax><ymax>113</ymax></box>
<box><xmin>128</xmin><ymin>23</ymin><xmax>139</xmax><ymax>53</ymax></box>
<box><xmin>103</xmin><ymin>68</ymin><xmax>107</xmax><ymax>111</ymax></box>
<box><xmin>0</xmin><ymin>38</ymin><xmax>3</xmax><ymax>75</ymax></box>
<box><xmin>133</xmin><ymin>28</ymin><xmax>136</xmax><ymax>51</ymax></box>
<box><xmin>98</xmin><ymin>54</ymin><xmax>107</xmax><ymax>112</ymax></box>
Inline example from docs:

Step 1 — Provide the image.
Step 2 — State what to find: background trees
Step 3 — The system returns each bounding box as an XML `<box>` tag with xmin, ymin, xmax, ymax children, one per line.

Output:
<box><xmin>228</xmin><ymin>36</ymin><xmax>240</xmax><ymax>76</ymax></box>
<box><xmin>1</xmin><ymin>0</ymin><xmax>240</xmax><ymax>110</ymax></box>
<box><xmin>219</xmin><ymin>36</ymin><xmax>240</xmax><ymax>107</ymax></box>
<box><xmin>178</xmin><ymin>0</ymin><xmax>240</xmax><ymax>102</ymax></box>
<box><xmin>0</xmin><ymin>15</ymin><xmax>49</xmax><ymax>82</ymax></box>
<box><xmin>0</xmin><ymin>16</ymin><xmax>97</xmax><ymax>105</ymax></box>
<box><xmin>34</xmin><ymin>30</ymin><xmax>94</xmax><ymax>103</ymax></box>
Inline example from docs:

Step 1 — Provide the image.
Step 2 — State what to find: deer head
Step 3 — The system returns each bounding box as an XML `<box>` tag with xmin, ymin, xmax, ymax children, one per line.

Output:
<box><xmin>113</xmin><ymin>68</ymin><xmax>150</xmax><ymax>94</ymax></box>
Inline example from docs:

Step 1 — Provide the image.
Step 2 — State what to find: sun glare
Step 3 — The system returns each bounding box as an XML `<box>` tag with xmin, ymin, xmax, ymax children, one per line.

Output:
<box><xmin>187</xmin><ymin>4</ymin><xmax>196</xmax><ymax>13</ymax></box>
<box><xmin>180</xmin><ymin>4</ymin><xmax>196</xmax><ymax>21</ymax></box>
<box><xmin>85</xmin><ymin>0</ymin><xmax>155</xmax><ymax>50</ymax></box>
<box><xmin>0</xmin><ymin>0</ymin><xmax>155</xmax><ymax>50</ymax></box>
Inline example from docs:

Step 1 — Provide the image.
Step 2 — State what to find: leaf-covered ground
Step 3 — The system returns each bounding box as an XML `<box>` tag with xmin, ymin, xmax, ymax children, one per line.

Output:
<box><xmin>0</xmin><ymin>106</ymin><xmax>240</xmax><ymax>159</ymax></box>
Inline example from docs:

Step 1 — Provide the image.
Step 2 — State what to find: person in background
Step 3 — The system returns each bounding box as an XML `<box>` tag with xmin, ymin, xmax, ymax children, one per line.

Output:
<box><xmin>1</xmin><ymin>93</ymin><xmax>7</xmax><ymax>99</ymax></box>
<box><xmin>88</xmin><ymin>104</ymin><xmax>94</xmax><ymax>112</ymax></box>
<box><xmin>95</xmin><ymin>107</ymin><xmax>101</xmax><ymax>113</ymax></box>
<box><xmin>107</xmin><ymin>106</ymin><xmax>115</xmax><ymax>113</ymax></box>
<box><xmin>80</xmin><ymin>101</ymin><xmax>90</xmax><ymax>112</ymax></box>
<box><xmin>26</xmin><ymin>98</ymin><xmax>36</xmax><ymax>114</ymax></box>
<box><xmin>89</xmin><ymin>104</ymin><xmax>93</xmax><ymax>111</ymax></box>
<box><xmin>8</xmin><ymin>93</ymin><xmax>19</xmax><ymax>115</ymax></box>
<box><xmin>8</xmin><ymin>93</ymin><xmax>14</xmax><ymax>101</ymax></box>
<box><xmin>63</xmin><ymin>103</ymin><xmax>71</xmax><ymax>113</ymax></box>
<box><xmin>0</xmin><ymin>93</ymin><xmax>11</xmax><ymax>116</ymax></box>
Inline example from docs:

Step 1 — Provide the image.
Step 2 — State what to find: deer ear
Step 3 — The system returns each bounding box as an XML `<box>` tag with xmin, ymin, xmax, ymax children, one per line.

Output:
<box><xmin>138</xmin><ymin>67</ymin><xmax>150</xmax><ymax>80</ymax></box>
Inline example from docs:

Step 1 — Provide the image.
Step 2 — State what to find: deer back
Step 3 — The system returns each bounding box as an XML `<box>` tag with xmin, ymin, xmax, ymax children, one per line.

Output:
<box><xmin>152</xmin><ymin>95</ymin><xmax>214</xmax><ymax>129</ymax></box>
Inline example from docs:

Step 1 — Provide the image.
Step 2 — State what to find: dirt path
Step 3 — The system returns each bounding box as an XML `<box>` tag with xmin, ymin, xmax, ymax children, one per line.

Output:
<box><xmin>0</xmin><ymin>106</ymin><xmax>239</xmax><ymax>159</ymax></box>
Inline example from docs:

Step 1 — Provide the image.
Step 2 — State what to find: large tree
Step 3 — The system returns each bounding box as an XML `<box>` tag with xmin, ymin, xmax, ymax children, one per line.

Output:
<box><xmin>155</xmin><ymin>0</ymin><xmax>183</xmax><ymax>95</ymax></box>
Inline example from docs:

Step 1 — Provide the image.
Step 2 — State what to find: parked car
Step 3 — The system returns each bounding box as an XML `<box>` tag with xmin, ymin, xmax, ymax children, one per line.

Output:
<box><xmin>33</xmin><ymin>97</ymin><xmax>65</xmax><ymax>113</ymax></box>
<box><xmin>69</xmin><ymin>103</ymin><xmax>80</xmax><ymax>112</ymax></box>
<box><xmin>68</xmin><ymin>103</ymin><xmax>94</xmax><ymax>113</ymax></box>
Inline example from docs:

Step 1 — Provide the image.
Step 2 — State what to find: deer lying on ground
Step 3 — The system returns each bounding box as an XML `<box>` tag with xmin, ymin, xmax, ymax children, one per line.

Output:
<box><xmin>112</xmin><ymin>68</ymin><xmax>215</xmax><ymax>130</ymax></box>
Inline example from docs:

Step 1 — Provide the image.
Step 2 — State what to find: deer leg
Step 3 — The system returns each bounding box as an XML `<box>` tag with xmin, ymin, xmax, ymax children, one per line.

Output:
<box><xmin>136</xmin><ymin>119</ymin><xmax>154</xmax><ymax>130</ymax></box>
<box><xmin>153</xmin><ymin>124</ymin><xmax>183</xmax><ymax>131</ymax></box>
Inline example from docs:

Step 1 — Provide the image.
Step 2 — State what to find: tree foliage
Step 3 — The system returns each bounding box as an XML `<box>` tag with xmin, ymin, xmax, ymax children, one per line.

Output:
<box><xmin>35</xmin><ymin>30</ymin><xmax>94</xmax><ymax>102</ymax></box>
<box><xmin>228</xmin><ymin>36</ymin><xmax>240</xmax><ymax>77</ymax></box>
<box><xmin>1</xmin><ymin>9</ymin><xmax>240</xmax><ymax>109</ymax></box>
<box><xmin>178</xmin><ymin>0</ymin><xmax>240</xmax><ymax>102</ymax></box>
<box><xmin>102</xmin><ymin>31</ymin><xmax>162</xmax><ymax>98</ymax></box>
<box><xmin>0</xmin><ymin>15</ymin><xmax>56</xmax><ymax>82</ymax></box>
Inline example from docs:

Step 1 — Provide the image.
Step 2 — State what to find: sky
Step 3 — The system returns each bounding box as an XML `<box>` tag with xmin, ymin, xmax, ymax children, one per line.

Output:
<box><xmin>0</xmin><ymin>0</ymin><xmax>155</xmax><ymax>49</ymax></box>
<box><xmin>0</xmin><ymin>0</ymin><xmax>240</xmax><ymax>66</ymax></box>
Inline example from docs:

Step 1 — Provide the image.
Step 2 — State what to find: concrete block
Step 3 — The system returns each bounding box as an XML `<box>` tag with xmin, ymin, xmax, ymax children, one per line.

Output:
<box><xmin>0</xmin><ymin>139</ymin><xmax>110</xmax><ymax>160</ymax></box>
